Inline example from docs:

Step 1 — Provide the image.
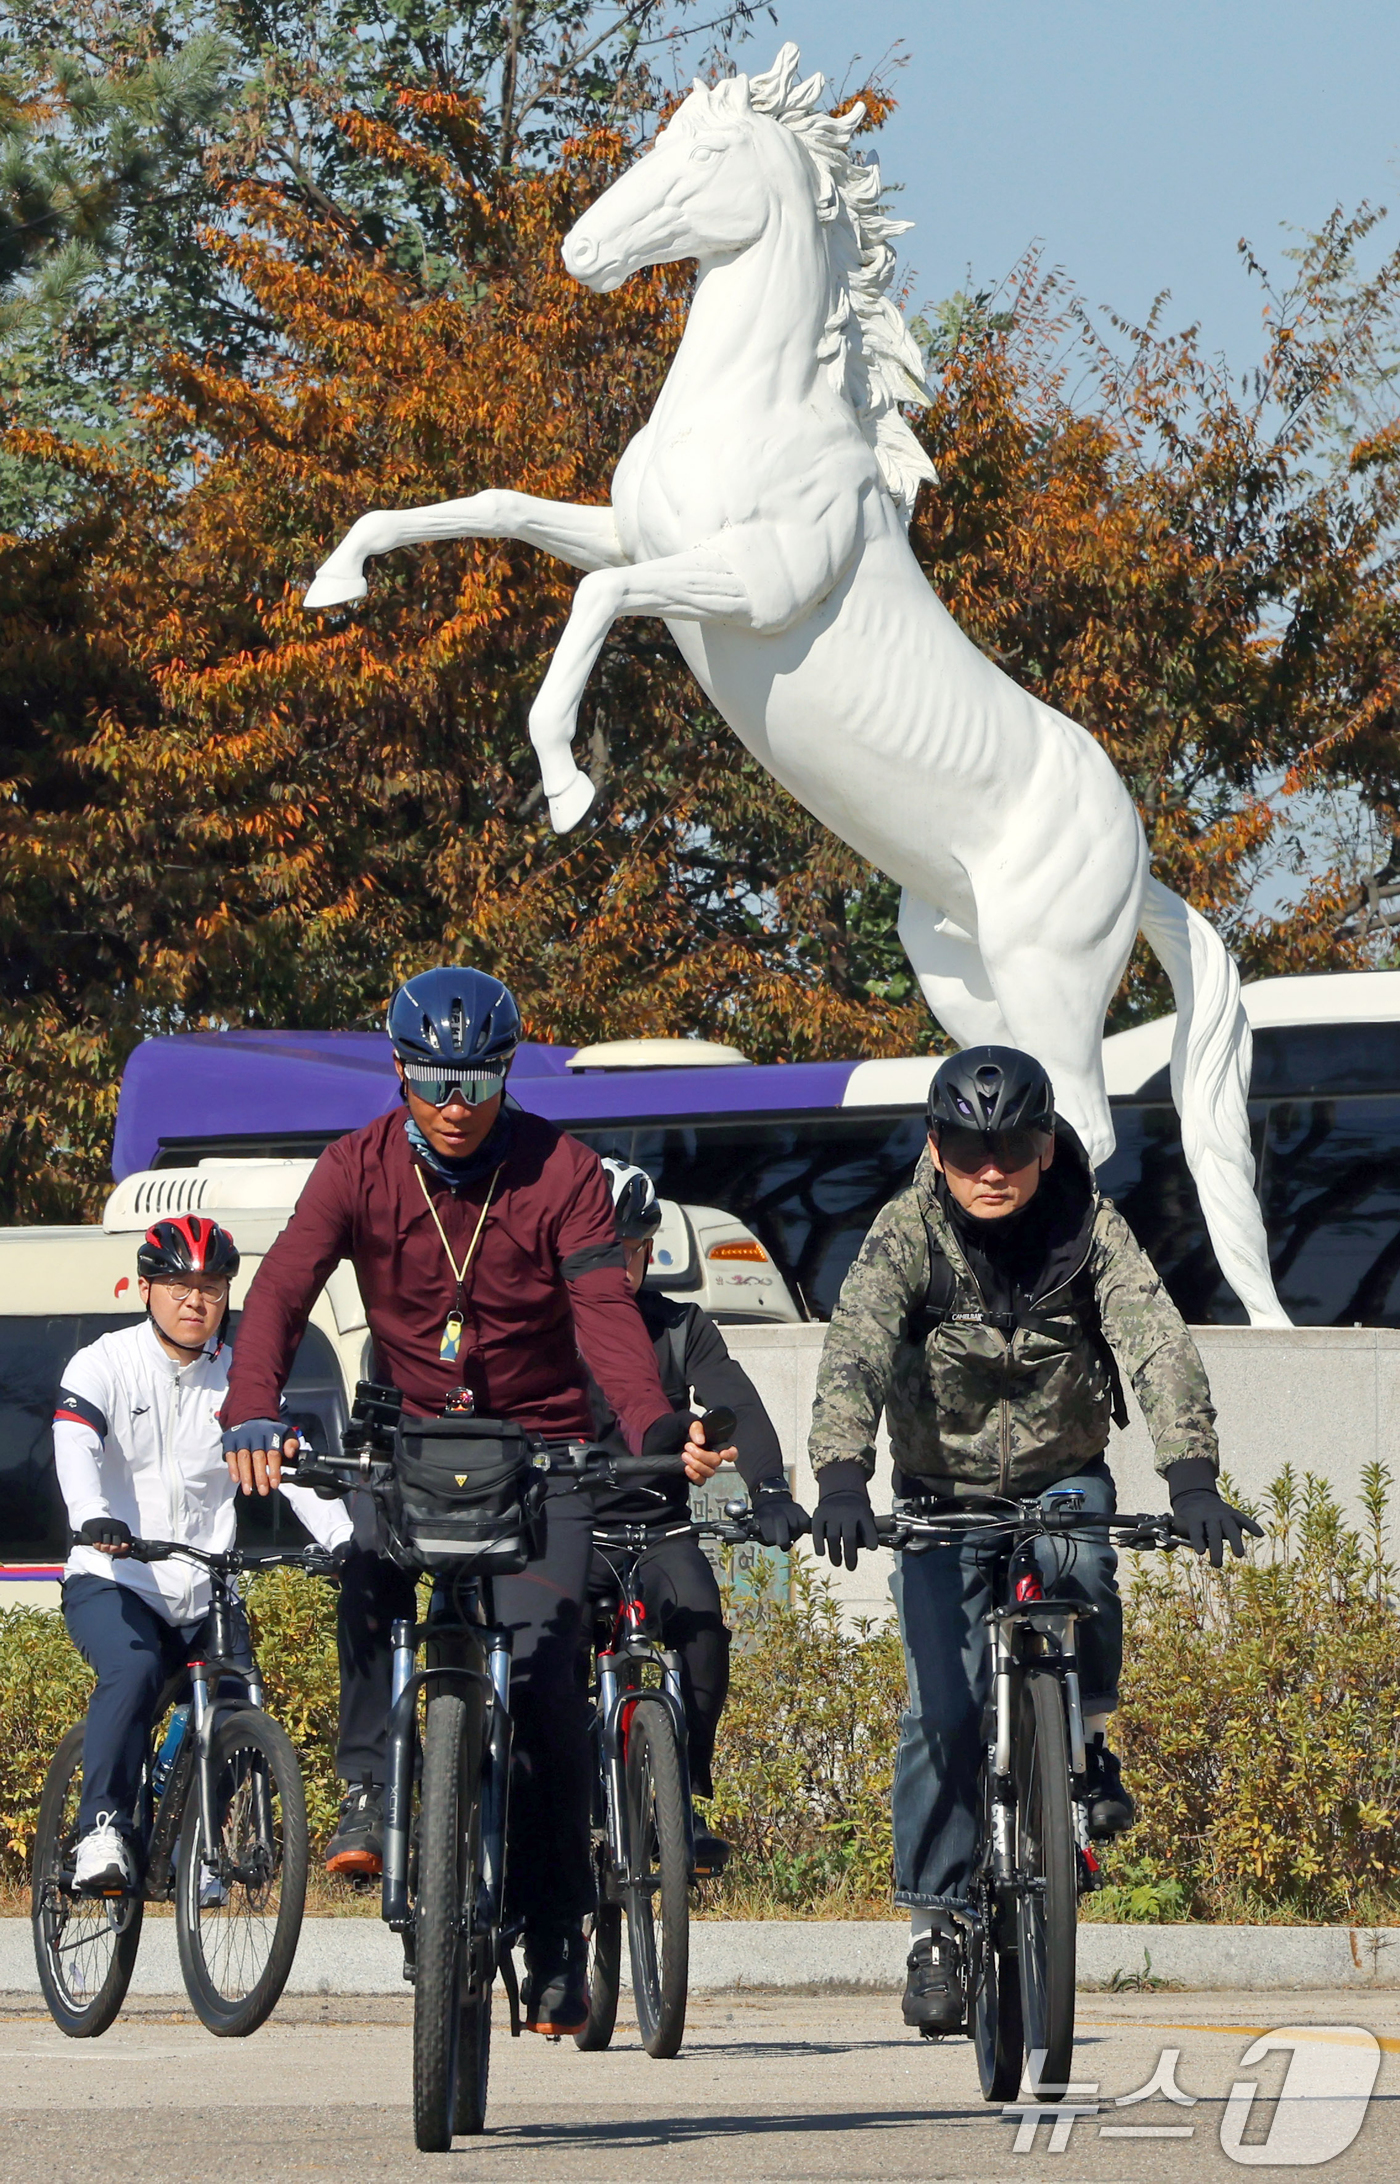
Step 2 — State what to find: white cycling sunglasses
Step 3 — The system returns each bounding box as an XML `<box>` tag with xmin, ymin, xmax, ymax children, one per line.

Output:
<box><xmin>401</xmin><ymin>1062</ymin><xmax>507</xmax><ymax>1108</ymax></box>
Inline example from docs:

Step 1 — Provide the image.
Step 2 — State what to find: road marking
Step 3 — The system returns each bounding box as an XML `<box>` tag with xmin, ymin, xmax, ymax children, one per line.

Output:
<box><xmin>1082</xmin><ymin>2019</ymin><xmax>1400</xmax><ymax>2054</ymax></box>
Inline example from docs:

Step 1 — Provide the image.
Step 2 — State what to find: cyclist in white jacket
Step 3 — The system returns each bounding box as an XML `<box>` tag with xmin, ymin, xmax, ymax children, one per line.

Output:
<box><xmin>54</xmin><ymin>1213</ymin><xmax>351</xmax><ymax>1893</ymax></box>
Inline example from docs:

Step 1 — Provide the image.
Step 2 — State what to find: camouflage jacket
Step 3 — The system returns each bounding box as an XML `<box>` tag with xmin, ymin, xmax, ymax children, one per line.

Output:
<box><xmin>809</xmin><ymin>1144</ymin><xmax>1218</xmax><ymax>1493</ymax></box>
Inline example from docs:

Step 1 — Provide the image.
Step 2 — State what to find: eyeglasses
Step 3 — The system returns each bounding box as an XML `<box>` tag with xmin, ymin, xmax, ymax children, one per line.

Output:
<box><xmin>154</xmin><ymin>1278</ymin><xmax>230</xmax><ymax>1305</ymax></box>
<box><xmin>401</xmin><ymin>1063</ymin><xmax>507</xmax><ymax>1109</ymax></box>
<box><xmin>935</xmin><ymin>1124</ymin><xmax>1048</xmax><ymax>1175</ymax></box>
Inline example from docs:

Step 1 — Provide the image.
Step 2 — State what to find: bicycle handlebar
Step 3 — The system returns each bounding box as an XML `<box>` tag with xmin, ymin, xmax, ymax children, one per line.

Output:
<box><xmin>874</xmin><ymin>1501</ymin><xmax>1186</xmax><ymax>1552</ymax></box>
<box><xmin>127</xmin><ymin>1539</ymin><xmax>344</xmax><ymax>1576</ymax></box>
<box><xmin>285</xmin><ymin>1407</ymin><xmax>737</xmax><ymax>1500</ymax></box>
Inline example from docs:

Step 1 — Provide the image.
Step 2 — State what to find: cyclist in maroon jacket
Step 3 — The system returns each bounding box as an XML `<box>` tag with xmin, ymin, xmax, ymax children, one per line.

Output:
<box><xmin>220</xmin><ymin>968</ymin><xmax>721</xmax><ymax>2034</ymax></box>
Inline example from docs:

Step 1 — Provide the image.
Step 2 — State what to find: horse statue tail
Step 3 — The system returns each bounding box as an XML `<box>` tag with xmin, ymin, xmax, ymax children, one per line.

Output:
<box><xmin>1137</xmin><ymin>876</ymin><xmax>1291</xmax><ymax>1328</ymax></box>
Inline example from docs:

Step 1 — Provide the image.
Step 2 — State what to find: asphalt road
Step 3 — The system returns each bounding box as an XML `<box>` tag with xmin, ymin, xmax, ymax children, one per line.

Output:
<box><xmin>0</xmin><ymin>1987</ymin><xmax>1395</xmax><ymax>2182</ymax></box>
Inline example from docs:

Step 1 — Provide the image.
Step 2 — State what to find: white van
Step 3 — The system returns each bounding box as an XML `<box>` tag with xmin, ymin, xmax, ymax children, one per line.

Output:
<box><xmin>0</xmin><ymin>1160</ymin><xmax>797</xmax><ymax>1601</ymax></box>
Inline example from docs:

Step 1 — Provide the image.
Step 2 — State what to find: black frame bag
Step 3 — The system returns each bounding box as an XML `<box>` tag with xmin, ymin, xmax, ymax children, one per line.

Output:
<box><xmin>390</xmin><ymin>1416</ymin><xmax>537</xmax><ymax>1574</ymax></box>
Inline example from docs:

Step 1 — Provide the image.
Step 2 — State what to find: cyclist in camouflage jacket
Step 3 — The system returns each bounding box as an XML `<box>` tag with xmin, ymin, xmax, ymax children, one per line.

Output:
<box><xmin>806</xmin><ymin>1045</ymin><xmax>1260</xmax><ymax>2039</ymax></box>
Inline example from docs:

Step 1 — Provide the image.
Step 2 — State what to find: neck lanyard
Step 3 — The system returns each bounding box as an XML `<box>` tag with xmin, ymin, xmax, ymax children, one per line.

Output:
<box><xmin>416</xmin><ymin>1163</ymin><xmax>502</xmax><ymax>1363</ymax></box>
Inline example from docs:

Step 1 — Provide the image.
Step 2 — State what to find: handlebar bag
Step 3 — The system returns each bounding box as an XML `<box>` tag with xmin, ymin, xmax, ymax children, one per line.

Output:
<box><xmin>391</xmin><ymin>1416</ymin><xmax>537</xmax><ymax>1574</ymax></box>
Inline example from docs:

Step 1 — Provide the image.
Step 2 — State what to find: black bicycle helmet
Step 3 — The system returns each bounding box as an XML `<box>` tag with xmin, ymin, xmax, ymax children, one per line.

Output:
<box><xmin>926</xmin><ymin>1045</ymin><xmax>1055</xmax><ymax>1138</ymax></box>
<box><xmin>387</xmin><ymin>966</ymin><xmax>520</xmax><ymax>1089</ymax></box>
<box><xmin>137</xmin><ymin>1214</ymin><xmax>240</xmax><ymax>1282</ymax></box>
<box><xmin>601</xmin><ymin>1156</ymin><xmax>662</xmax><ymax>1240</ymax></box>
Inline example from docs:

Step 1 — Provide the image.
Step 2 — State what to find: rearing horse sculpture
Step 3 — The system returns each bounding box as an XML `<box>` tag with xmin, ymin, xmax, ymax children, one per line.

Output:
<box><xmin>305</xmin><ymin>42</ymin><xmax>1288</xmax><ymax>1326</ymax></box>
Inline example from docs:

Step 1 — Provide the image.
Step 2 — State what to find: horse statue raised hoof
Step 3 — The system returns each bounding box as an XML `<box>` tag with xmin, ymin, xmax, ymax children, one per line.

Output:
<box><xmin>300</xmin><ymin>42</ymin><xmax>1291</xmax><ymax>1330</ymax></box>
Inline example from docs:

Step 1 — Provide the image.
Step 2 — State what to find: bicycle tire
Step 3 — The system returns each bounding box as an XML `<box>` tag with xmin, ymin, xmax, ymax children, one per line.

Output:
<box><xmin>31</xmin><ymin>1724</ymin><xmax>143</xmax><ymax>2038</ymax></box>
<box><xmin>414</xmin><ymin>1688</ymin><xmax>490</xmax><ymax>2149</ymax></box>
<box><xmin>623</xmin><ymin>1704</ymin><xmax>689</xmax><ymax>2059</ymax></box>
<box><xmin>175</xmin><ymin>1708</ymin><xmax>307</xmax><ymax>2037</ymax></box>
<box><xmin>970</xmin><ymin>1912</ymin><xmax>1024</xmax><ymax>2102</ymax></box>
<box><xmin>1014</xmin><ymin>1668</ymin><xmax>1077</xmax><ymax>2098</ymax></box>
<box><xmin>574</xmin><ymin>1898</ymin><xmax>623</xmax><ymax>2051</ymax></box>
<box><xmin>451</xmin><ymin>1772</ymin><xmax>492</xmax><ymax>2139</ymax></box>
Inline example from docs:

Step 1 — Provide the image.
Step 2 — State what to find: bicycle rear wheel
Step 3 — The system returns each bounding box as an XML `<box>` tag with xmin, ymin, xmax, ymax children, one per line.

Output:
<box><xmin>970</xmin><ymin>1908</ymin><xmax>1024</xmax><ymax>2101</ymax></box>
<box><xmin>623</xmin><ymin>1704</ymin><xmax>689</xmax><ymax>2060</ymax></box>
<box><xmin>31</xmin><ymin>1724</ymin><xmax>143</xmax><ymax>2038</ymax></box>
<box><xmin>175</xmin><ymin>1708</ymin><xmax>307</xmax><ymax>2036</ymax></box>
<box><xmin>414</xmin><ymin>1687</ymin><xmax>491</xmax><ymax>2149</ymax></box>
<box><xmin>575</xmin><ymin>1896</ymin><xmax>623</xmax><ymax>2051</ymax></box>
<box><xmin>1014</xmin><ymin>1668</ymin><xmax>1077</xmax><ymax>2098</ymax></box>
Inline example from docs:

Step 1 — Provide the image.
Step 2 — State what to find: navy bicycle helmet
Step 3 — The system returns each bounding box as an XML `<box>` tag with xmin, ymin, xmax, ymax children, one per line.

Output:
<box><xmin>387</xmin><ymin>967</ymin><xmax>520</xmax><ymax>1100</ymax></box>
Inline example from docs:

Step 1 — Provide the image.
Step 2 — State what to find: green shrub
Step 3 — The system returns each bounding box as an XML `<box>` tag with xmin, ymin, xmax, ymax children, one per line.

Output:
<box><xmin>704</xmin><ymin>1559</ymin><xmax>904</xmax><ymax>1914</ymax></box>
<box><xmin>0</xmin><ymin>1605</ymin><xmax>95</xmax><ymax>1877</ymax></box>
<box><xmin>1104</xmin><ymin>1462</ymin><xmax>1400</xmax><ymax>1924</ymax></box>
<box><xmin>5</xmin><ymin>1470</ymin><xmax>1400</xmax><ymax>1923</ymax></box>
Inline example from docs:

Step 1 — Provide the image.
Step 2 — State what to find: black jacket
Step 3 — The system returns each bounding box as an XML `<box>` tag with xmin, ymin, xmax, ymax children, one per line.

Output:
<box><xmin>589</xmin><ymin>1292</ymin><xmax>785</xmax><ymax>1522</ymax></box>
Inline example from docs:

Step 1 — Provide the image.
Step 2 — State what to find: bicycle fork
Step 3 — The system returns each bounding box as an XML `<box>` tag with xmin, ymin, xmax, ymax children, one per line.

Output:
<box><xmin>986</xmin><ymin>1607</ymin><xmax>1089</xmax><ymax>1884</ymax></box>
<box><xmin>382</xmin><ymin>1619</ymin><xmax>513</xmax><ymax>1945</ymax></box>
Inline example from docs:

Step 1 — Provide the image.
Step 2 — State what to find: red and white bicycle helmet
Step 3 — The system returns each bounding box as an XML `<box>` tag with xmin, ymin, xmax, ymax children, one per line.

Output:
<box><xmin>137</xmin><ymin>1214</ymin><xmax>241</xmax><ymax>1282</ymax></box>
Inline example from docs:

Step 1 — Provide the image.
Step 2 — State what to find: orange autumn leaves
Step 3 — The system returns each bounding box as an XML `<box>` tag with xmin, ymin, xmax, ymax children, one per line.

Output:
<box><xmin>0</xmin><ymin>106</ymin><xmax>1394</xmax><ymax>1218</ymax></box>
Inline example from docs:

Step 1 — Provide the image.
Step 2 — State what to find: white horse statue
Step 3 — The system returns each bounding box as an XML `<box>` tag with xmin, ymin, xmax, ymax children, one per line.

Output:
<box><xmin>305</xmin><ymin>42</ymin><xmax>1288</xmax><ymax>1327</ymax></box>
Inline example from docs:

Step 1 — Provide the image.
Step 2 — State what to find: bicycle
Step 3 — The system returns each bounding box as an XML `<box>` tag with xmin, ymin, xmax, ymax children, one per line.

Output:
<box><xmin>875</xmin><ymin>1492</ymin><xmax>1183</xmax><ymax>2104</ymax></box>
<box><xmin>288</xmin><ymin>1382</ymin><xmax>733</xmax><ymax>2152</ymax></box>
<box><xmin>31</xmin><ymin>1539</ymin><xmax>331</xmax><ymax>2040</ymax></box>
<box><xmin>574</xmin><ymin>1489</ymin><xmax>757</xmax><ymax>2061</ymax></box>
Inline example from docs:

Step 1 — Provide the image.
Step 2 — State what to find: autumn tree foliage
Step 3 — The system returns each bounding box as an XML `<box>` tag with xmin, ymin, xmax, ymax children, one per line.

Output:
<box><xmin>1</xmin><ymin>28</ymin><xmax>1399</xmax><ymax>1218</ymax></box>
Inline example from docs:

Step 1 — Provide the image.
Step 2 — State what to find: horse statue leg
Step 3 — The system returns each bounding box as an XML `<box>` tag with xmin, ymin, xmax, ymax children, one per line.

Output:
<box><xmin>302</xmin><ymin>491</ymin><xmax>628</xmax><ymax>609</ymax></box>
<box><xmin>896</xmin><ymin>893</ymin><xmax>1015</xmax><ymax>1050</ymax></box>
<box><xmin>521</xmin><ymin>547</ymin><xmax>752</xmax><ymax>832</ymax></box>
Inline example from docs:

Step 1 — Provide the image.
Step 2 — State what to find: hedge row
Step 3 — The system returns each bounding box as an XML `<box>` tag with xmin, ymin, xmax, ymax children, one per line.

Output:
<box><xmin>4</xmin><ymin>1465</ymin><xmax>1398</xmax><ymax>1922</ymax></box>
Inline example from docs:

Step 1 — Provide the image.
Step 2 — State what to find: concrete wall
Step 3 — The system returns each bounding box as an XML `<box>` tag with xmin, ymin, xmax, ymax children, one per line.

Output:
<box><xmin>723</xmin><ymin>1322</ymin><xmax>1400</xmax><ymax>1628</ymax></box>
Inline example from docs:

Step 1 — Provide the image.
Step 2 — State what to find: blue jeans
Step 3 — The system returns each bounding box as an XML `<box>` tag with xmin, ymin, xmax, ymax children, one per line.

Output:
<box><xmin>63</xmin><ymin>1575</ymin><xmax>251</xmax><ymax>1836</ymax></box>
<box><xmin>889</xmin><ymin>1461</ymin><xmax>1122</xmax><ymax>1910</ymax></box>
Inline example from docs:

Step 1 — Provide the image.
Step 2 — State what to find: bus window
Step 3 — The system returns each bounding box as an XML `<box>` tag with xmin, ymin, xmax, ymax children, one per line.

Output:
<box><xmin>0</xmin><ymin>1314</ymin><xmax>348</xmax><ymax>1561</ymax></box>
<box><xmin>0</xmin><ymin>1314</ymin><xmax>137</xmax><ymax>1559</ymax></box>
<box><xmin>1262</xmin><ymin>1097</ymin><xmax>1400</xmax><ymax>1323</ymax></box>
<box><xmin>573</xmin><ymin>1112</ymin><xmax>928</xmax><ymax>1318</ymax></box>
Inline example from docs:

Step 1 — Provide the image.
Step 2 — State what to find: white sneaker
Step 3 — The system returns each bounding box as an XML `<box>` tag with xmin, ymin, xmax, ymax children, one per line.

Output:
<box><xmin>198</xmin><ymin>1860</ymin><xmax>229</xmax><ymax>1909</ymax></box>
<box><xmin>73</xmin><ymin>1815</ymin><xmax>135</xmax><ymax>1894</ymax></box>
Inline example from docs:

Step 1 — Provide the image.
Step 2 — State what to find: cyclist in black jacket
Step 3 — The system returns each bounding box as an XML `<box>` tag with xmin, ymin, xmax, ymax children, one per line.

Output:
<box><xmin>590</xmin><ymin>1159</ymin><xmax>811</xmax><ymax>1872</ymax></box>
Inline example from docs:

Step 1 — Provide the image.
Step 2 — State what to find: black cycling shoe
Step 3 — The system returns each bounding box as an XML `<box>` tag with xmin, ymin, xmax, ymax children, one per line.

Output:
<box><xmin>324</xmin><ymin>1775</ymin><xmax>384</xmax><ymax>1877</ymax></box>
<box><xmin>1083</xmin><ymin>1734</ymin><xmax>1135</xmax><ymax>1839</ymax></box>
<box><xmin>692</xmin><ymin>1807</ymin><xmax>730</xmax><ymax>1878</ymax></box>
<box><xmin>522</xmin><ymin>1922</ymin><xmax>590</xmax><ymax>2036</ymax></box>
<box><xmin>902</xmin><ymin>1922</ymin><xmax>964</xmax><ymax>2037</ymax></box>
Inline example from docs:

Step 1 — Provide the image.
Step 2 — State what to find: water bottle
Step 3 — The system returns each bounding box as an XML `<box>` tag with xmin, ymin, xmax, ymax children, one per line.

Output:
<box><xmin>151</xmin><ymin>1704</ymin><xmax>190</xmax><ymax>1797</ymax></box>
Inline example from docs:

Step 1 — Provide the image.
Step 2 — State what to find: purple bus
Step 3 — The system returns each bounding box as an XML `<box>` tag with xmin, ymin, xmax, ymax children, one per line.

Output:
<box><xmin>111</xmin><ymin>984</ymin><xmax>1400</xmax><ymax>1329</ymax></box>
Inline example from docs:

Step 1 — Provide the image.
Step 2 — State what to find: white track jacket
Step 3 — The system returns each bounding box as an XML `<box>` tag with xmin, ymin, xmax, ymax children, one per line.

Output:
<box><xmin>54</xmin><ymin>1319</ymin><xmax>352</xmax><ymax>1624</ymax></box>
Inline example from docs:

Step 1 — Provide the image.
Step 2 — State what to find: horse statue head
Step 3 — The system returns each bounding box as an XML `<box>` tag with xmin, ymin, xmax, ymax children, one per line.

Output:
<box><xmin>563</xmin><ymin>43</ymin><xmax>935</xmax><ymax>521</ymax></box>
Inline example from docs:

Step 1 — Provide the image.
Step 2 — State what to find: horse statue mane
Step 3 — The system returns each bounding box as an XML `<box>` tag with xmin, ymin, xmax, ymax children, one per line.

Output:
<box><xmin>698</xmin><ymin>44</ymin><xmax>936</xmax><ymax>523</ymax></box>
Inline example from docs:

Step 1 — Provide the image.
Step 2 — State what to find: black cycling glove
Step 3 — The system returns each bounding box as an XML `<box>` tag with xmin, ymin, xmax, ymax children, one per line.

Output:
<box><xmin>810</xmin><ymin>1460</ymin><xmax>879</xmax><ymax>1571</ymax></box>
<box><xmin>77</xmin><ymin>1515</ymin><xmax>133</xmax><ymax>1551</ymax></box>
<box><xmin>1166</xmin><ymin>1458</ymin><xmax>1263</xmax><ymax>1569</ymax></box>
<box><xmin>750</xmin><ymin>1476</ymin><xmax>812</xmax><ymax>1549</ymax></box>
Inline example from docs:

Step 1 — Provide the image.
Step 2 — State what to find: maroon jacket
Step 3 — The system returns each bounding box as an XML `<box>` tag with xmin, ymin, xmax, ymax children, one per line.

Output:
<box><xmin>223</xmin><ymin>1107</ymin><xmax>672</xmax><ymax>1451</ymax></box>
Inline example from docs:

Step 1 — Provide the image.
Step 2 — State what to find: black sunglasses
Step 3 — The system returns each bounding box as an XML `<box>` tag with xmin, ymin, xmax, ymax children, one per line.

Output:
<box><xmin>934</xmin><ymin>1124</ymin><xmax>1049</xmax><ymax>1174</ymax></box>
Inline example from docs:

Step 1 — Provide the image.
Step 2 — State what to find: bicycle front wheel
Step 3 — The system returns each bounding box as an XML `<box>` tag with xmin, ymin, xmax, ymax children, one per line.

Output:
<box><xmin>1013</xmin><ymin>1668</ymin><xmax>1077</xmax><ymax>2098</ymax></box>
<box><xmin>31</xmin><ymin>1724</ymin><xmax>142</xmax><ymax>2038</ymax></box>
<box><xmin>415</xmin><ymin>1688</ymin><xmax>491</xmax><ymax>2150</ymax></box>
<box><xmin>175</xmin><ymin>1708</ymin><xmax>308</xmax><ymax>2037</ymax></box>
<box><xmin>623</xmin><ymin>1704</ymin><xmax>689</xmax><ymax>2059</ymax></box>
